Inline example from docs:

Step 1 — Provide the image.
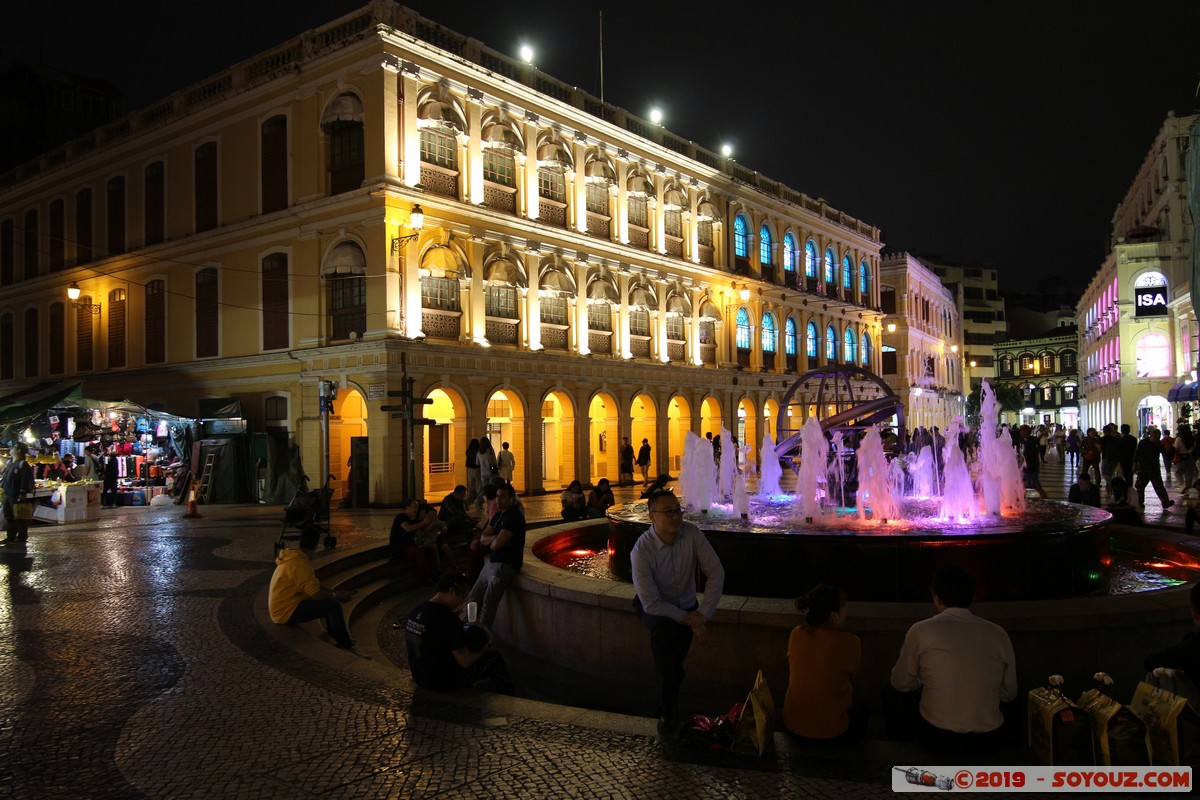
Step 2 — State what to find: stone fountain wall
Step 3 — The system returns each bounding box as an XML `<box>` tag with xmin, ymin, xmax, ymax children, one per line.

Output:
<box><xmin>497</xmin><ymin>522</ymin><xmax>1198</xmax><ymax>715</ymax></box>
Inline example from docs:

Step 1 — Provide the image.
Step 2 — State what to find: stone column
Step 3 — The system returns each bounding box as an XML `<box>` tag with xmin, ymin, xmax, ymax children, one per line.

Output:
<box><xmin>465</xmin><ymin>236</ymin><xmax>485</xmax><ymax>345</ymax></box>
<box><xmin>400</xmin><ymin>67</ymin><xmax>421</xmax><ymax>188</ymax></box>
<box><xmin>617</xmin><ymin>271</ymin><xmax>631</xmax><ymax>359</ymax></box>
<box><xmin>614</xmin><ymin>153</ymin><xmax>629</xmax><ymax>244</ymax></box>
<box><xmin>524</xmin><ymin>250</ymin><xmax>541</xmax><ymax>351</ymax></box>
<box><xmin>572</xmin><ymin>139</ymin><xmax>588</xmax><ymax>234</ymax></box>
<box><xmin>523</xmin><ymin>114</ymin><xmax>540</xmax><ymax>221</ymax></box>
<box><xmin>573</xmin><ymin>260</ymin><xmax>589</xmax><ymax>355</ymax></box>
<box><xmin>377</xmin><ymin>59</ymin><xmax>401</xmax><ymax>183</ymax></box>
<box><xmin>465</xmin><ymin>94</ymin><xmax>484</xmax><ymax>205</ymax></box>
<box><xmin>401</xmin><ymin>236</ymin><xmax>423</xmax><ymax>339</ymax></box>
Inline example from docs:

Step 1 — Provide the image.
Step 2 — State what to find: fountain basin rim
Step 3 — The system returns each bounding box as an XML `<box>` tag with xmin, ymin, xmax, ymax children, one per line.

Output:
<box><xmin>603</xmin><ymin>499</ymin><xmax>1113</xmax><ymax>540</ymax></box>
<box><xmin>525</xmin><ymin>520</ymin><xmax>1195</xmax><ymax>628</ymax></box>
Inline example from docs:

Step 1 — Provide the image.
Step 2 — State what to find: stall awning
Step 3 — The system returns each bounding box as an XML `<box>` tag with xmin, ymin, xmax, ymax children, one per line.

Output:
<box><xmin>1168</xmin><ymin>381</ymin><xmax>1199</xmax><ymax>402</ymax></box>
<box><xmin>0</xmin><ymin>381</ymin><xmax>83</xmax><ymax>421</ymax></box>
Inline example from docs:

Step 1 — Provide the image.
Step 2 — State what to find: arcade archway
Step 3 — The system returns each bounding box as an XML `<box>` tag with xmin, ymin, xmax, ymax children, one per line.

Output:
<box><xmin>330</xmin><ymin>387</ymin><xmax>367</xmax><ymax>502</ymax></box>
<box><xmin>541</xmin><ymin>390</ymin><xmax>575</xmax><ymax>490</ymax></box>
<box><xmin>485</xmin><ymin>389</ymin><xmax>526</xmax><ymax>492</ymax></box>
<box><xmin>423</xmin><ymin>387</ymin><xmax>466</xmax><ymax>497</ymax></box>
<box><xmin>589</xmin><ymin>393</ymin><xmax>619</xmax><ymax>484</ymax></box>
<box><xmin>667</xmin><ymin>395</ymin><xmax>692</xmax><ymax>475</ymax></box>
<box><xmin>630</xmin><ymin>393</ymin><xmax>657</xmax><ymax>480</ymax></box>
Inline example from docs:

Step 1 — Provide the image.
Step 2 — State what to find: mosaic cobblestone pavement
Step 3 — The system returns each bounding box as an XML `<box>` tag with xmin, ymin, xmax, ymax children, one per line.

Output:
<box><xmin>0</xmin><ymin>468</ymin><xmax>1138</xmax><ymax>799</ymax></box>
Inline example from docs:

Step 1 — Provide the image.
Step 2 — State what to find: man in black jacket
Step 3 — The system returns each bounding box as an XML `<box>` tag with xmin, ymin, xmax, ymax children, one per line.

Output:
<box><xmin>1134</xmin><ymin>427</ymin><xmax>1174</xmax><ymax>510</ymax></box>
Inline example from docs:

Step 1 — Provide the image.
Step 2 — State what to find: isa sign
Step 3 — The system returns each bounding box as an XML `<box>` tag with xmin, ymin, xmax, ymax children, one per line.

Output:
<box><xmin>1135</xmin><ymin>285</ymin><xmax>1169</xmax><ymax>317</ymax></box>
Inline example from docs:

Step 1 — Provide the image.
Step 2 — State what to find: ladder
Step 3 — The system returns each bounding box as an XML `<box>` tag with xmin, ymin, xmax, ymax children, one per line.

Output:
<box><xmin>196</xmin><ymin>454</ymin><xmax>217</xmax><ymax>503</ymax></box>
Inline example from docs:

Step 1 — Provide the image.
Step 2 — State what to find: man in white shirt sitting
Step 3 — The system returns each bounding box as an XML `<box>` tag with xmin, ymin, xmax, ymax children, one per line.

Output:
<box><xmin>885</xmin><ymin>565</ymin><xmax>1017</xmax><ymax>754</ymax></box>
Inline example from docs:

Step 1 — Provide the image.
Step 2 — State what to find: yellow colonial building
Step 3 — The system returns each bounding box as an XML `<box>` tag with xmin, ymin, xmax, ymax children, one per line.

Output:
<box><xmin>878</xmin><ymin>252</ymin><xmax>966</xmax><ymax>431</ymax></box>
<box><xmin>0</xmin><ymin>2</ymin><xmax>883</xmax><ymax>503</ymax></box>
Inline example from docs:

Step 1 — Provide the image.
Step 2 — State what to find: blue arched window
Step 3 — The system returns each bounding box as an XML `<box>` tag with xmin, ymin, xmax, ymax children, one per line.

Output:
<box><xmin>735</xmin><ymin>307</ymin><xmax>751</xmax><ymax>350</ymax></box>
<box><xmin>844</xmin><ymin>328</ymin><xmax>856</xmax><ymax>363</ymax></box>
<box><xmin>826</xmin><ymin>325</ymin><xmax>837</xmax><ymax>361</ymax></box>
<box><xmin>861</xmin><ymin>331</ymin><xmax>872</xmax><ymax>365</ymax></box>
<box><xmin>785</xmin><ymin>317</ymin><xmax>797</xmax><ymax>355</ymax></box>
<box><xmin>761</xmin><ymin>312</ymin><xmax>777</xmax><ymax>353</ymax></box>
<box><xmin>783</xmin><ymin>233</ymin><xmax>797</xmax><ymax>273</ymax></box>
<box><xmin>734</xmin><ymin>214</ymin><xmax>749</xmax><ymax>258</ymax></box>
<box><xmin>805</xmin><ymin>241</ymin><xmax>817</xmax><ymax>278</ymax></box>
<box><xmin>759</xmin><ymin>224</ymin><xmax>772</xmax><ymax>265</ymax></box>
<box><xmin>824</xmin><ymin>248</ymin><xmax>835</xmax><ymax>284</ymax></box>
<box><xmin>859</xmin><ymin>261</ymin><xmax>871</xmax><ymax>297</ymax></box>
<box><xmin>842</xmin><ymin>256</ymin><xmax>853</xmax><ymax>290</ymax></box>
<box><xmin>806</xmin><ymin>322</ymin><xmax>818</xmax><ymax>357</ymax></box>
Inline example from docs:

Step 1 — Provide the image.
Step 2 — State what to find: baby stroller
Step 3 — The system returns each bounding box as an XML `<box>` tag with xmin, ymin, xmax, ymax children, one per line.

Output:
<box><xmin>275</xmin><ymin>475</ymin><xmax>336</xmax><ymax>554</ymax></box>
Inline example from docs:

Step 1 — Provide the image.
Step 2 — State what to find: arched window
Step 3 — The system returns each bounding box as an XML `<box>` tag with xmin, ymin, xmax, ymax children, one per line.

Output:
<box><xmin>107</xmin><ymin>288</ymin><xmax>126</xmax><ymax>368</ymax></box>
<box><xmin>785</xmin><ymin>317</ymin><xmax>797</xmax><ymax>355</ymax></box>
<box><xmin>1135</xmin><ymin>333</ymin><xmax>1170</xmax><ymax>377</ymax></box>
<box><xmin>859</xmin><ymin>261</ymin><xmax>871</xmax><ymax>297</ymax></box>
<box><xmin>145</xmin><ymin>280</ymin><xmax>165</xmax><ymax>364</ymax></box>
<box><xmin>783</xmin><ymin>233</ymin><xmax>797</xmax><ymax>274</ymax></box>
<box><xmin>734</xmin><ymin>214</ymin><xmax>749</xmax><ymax>258</ymax></box>
<box><xmin>1001</xmin><ymin>355</ymin><xmax>1014</xmax><ymax>375</ymax></box>
<box><xmin>321</xmin><ymin>242</ymin><xmax>367</xmax><ymax>341</ymax></box>
<box><xmin>844</xmin><ymin>328</ymin><xmax>856</xmax><ymax>363</ymax></box>
<box><xmin>861</xmin><ymin>331</ymin><xmax>871</xmax><ymax>365</ymax></box>
<box><xmin>324</xmin><ymin>93</ymin><xmax>365</xmax><ymax>195</ymax></box>
<box><xmin>261</xmin><ymin>115</ymin><xmax>288</xmax><ymax>214</ymax></box>
<box><xmin>0</xmin><ymin>313</ymin><xmax>11</xmax><ymax>379</ymax></box>
<box><xmin>195</xmin><ymin>268</ymin><xmax>219</xmax><ymax>358</ymax></box>
<box><xmin>49</xmin><ymin>302</ymin><xmax>64</xmax><ymax>374</ymax></box>
<box><xmin>735</xmin><ymin>307</ymin><xmax>752</xmax><ymax>350</ymax></box>
<box><xmin>842</xmin><ymin>256</ymin><xmax>853</xmax><ymax>290</ymax></box>
<box><xmin>826</xmin><ymin>325</ymin><xmax>837</xmax><ymax>361</ymax></box>
<box><xmin>1061</xmin><ymin>350</ymin><xmax>1076</xmax><ymax>370</ymax></box>
<box><xmin>759</xmin><ymin>224</ymin><xmax>772</xmax><ymax>265</ymax></box>
<box><xmin>824</xmin><ymin>248</ymin><xmax>835</xmax><ymax>284</ymax></box>
<box><xmin>194</xmin><ymin>143</ymin><xmax>217</xmax><ymax>232</ymax></box>
<box><xmin>806</xmin><ymin>322</ymin><xmax>818</xmax><ymax>357</ymax></box>
<box><xmin>23</xmin><ymin>308</ymin><xmax>37</xmax><ymax>378</ymax></box>
<box><xmin>761</xmin><ymin>312</ymin><xmax>776</xmax><ymax>353</ymax></box>
<box><xmin>805</xmin><ymin>241</ymin><xmax>817</xmax><ymax>278</ymax></box>
<box><xmin>262</xmin><ymin>253</ymin><xmax>290</xmax><ymax>351</ymax></box>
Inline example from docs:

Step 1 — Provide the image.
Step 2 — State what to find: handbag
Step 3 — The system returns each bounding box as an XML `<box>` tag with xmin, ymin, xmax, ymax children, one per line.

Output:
<box><xmin>13</xmin><ymin>501</ymin><xmax>34</xmax><ymax>520</ymax></box>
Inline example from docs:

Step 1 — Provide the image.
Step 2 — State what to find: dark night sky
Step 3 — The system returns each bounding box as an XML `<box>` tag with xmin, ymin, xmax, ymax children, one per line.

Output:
<box><xmin>7</xmin><ymin>1</ymin><xmax>1200</xmax><ymax>293</ymax></box>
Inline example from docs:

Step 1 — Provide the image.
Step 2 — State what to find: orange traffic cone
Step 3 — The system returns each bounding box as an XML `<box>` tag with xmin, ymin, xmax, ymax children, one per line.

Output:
<box><xmin>184</xmin><ymin>487</ymin><xmax>201</xmax><ymax>518</ymax></box>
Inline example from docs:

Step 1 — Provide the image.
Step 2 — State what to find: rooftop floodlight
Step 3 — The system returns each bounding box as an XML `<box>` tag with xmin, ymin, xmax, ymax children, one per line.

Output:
<box><xmin>519</xmin><ymin>44</ymin><xmax>534</xmax><ymax>64</ymax></box>
<box><xmin>721</xmin><ymin>143</ymin><xmax>732</xmax><ymax>157</ymax></box>
<box><xmin>649</xmin><ymin>107</ymin><xmax>663</xmax><ymax>125</ymax></box>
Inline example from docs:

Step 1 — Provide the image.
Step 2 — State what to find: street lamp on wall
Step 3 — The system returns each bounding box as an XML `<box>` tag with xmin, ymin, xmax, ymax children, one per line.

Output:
<box><xmin>389</xmin><ymin>204</ymin><xmax>425</xmax><ymax>254</ymax></box>
<box><xmin>67</xmin><ymin>282</ymin><xmax>101</xmax><ymax>314</ymax></box>
<box><xmin>886</xmin><ymin>323</ymin><xmax>896</xmax><ymax>333</ymax></box>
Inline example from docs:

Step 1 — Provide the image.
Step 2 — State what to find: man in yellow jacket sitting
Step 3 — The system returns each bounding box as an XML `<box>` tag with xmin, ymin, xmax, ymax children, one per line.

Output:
<box><xmin>269</xmin><ymin>527</ymin><xmax>356</xmax><ymax>649</ymax></box>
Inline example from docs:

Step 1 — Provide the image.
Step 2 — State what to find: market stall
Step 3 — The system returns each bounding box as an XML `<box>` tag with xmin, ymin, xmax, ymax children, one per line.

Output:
<box><xmin>0</xmin><ymin>382</ymin><xmax>197</xmax><ymax>522</ymax></box>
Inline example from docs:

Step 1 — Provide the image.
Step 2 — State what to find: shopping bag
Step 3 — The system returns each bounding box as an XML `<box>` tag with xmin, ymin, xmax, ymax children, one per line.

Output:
<box><xmin>13</xmin><ymin>502</ymin><xmax>33</xmax><ymax>521</ymax></box>
<box><xmin>1028</xmin><ymin>686</ymin><xmax>1093</xmax><ymax>765</ymax></box>
<box><xmin>1129</xmin><ymin>680</ymin><xmax>1200</xmax><ymax>766</ymax></box>
<box><xmin>730</xmin><ymin>669</ymin><xmax>776</xmax><ymax>756</ymax></box>
<box><xmin>1078</xmin><ymin>688</ymin><xmax>1151</xmax><ymax>765</ymax></box>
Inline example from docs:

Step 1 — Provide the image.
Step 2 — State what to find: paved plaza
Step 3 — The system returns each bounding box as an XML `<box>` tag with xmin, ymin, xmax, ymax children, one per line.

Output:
<box><xmin>0</xmin><ymin>453</ymin><xmax>1187</xmax><ymax>799</ymax></box>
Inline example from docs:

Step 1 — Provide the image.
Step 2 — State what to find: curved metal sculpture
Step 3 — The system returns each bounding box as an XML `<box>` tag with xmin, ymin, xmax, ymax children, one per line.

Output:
<box><xmin>775</xmin><ymin>365</ymin><xmax>904</xmax><ymax>457</ymax></box>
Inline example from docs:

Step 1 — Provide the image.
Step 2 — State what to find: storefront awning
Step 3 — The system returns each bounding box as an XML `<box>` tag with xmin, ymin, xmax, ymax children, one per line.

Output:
<box><xmin>1167</xmin><ymin>381</ymin><xmax>1198</xmax><ymax>402</ymax></box>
